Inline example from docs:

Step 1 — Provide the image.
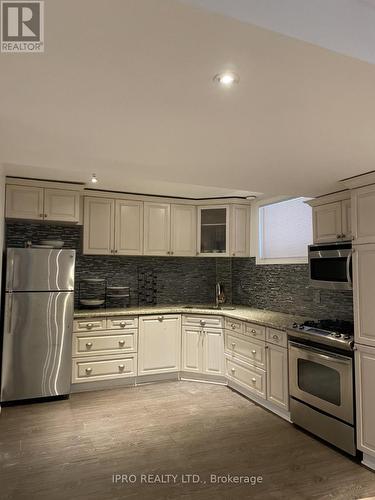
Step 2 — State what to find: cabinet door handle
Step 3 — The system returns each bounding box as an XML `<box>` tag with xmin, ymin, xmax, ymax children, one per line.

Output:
<box><xmin>119</xmin><ymin>340</ymin><xmax>125</xmax><ymax>346</ymax></box>
<box><xmin>39</xmin><ymin>213</ymin><xmax>44</xmax><ymax>218</ymax></box>
<box><xmin>232</xmin><ymin>253</ymin><xmax>235</xmax><ymax>257</ymax></box>
<box><xmin>170</xmin><ymin>251</ymin><xmax>174</xmax><ymax>255</ymax></box>
<box><xmin>85</xmin><ymin>367</ymin><xmax>92</xmax><ymax>374</ymax></box>
<box><xmin>44</xmin><ymin>214</ymin><xmax>48</xmax><ymax>218</ymax></box>
<box><xmin>86</xmin><ymin>342</ymin><xmax>93</xmax><ymax>348</ymax></box>
<box><xmin>337</xmin><ymin>234</ymin><xmax>342</xmax><ymax>239</ymax></box>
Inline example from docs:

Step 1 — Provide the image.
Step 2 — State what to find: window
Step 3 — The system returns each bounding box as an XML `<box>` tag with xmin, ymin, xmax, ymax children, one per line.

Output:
<box><xmin>258</xmin><ymin>197</ymin><xmax>312</xmax><ymax>264</ymax></box>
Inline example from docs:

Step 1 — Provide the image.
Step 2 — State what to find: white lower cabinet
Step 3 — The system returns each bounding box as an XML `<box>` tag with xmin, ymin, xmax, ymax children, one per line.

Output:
<box><xmin>72</xmin><ymin>354</ymin><xmax>137</xmax><ymax>383</ymax></box>
<box><xmin>355</xmin><ymin>345</ymin><xmax>375</xmax><ymax>457</ymax></box>
<box><xmin>225</xmin><ymin>356</ymin><xmax>266</xmax><ymax>399</ymax></box>
<box><xmin>266</xmin><ymin>343</ymin><xmax>289</xmax><ymax>411</ymax></box>
<box><xmin>138</xmin><ymin>315</ymin><xmax>181</xmax><ymax>375</ymax></box>
<box><xmin>181</xmin><ymin>322</ymin><xmax>224</xmax><ymax>376</ymax></box>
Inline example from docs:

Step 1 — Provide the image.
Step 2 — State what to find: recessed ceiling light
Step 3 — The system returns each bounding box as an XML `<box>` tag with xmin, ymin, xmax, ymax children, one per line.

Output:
<box><xmin>213</xmin><ymin>71</ymin><xmax>239</xmax><ymax>87</ymax></box>
<box><xmin>91</xmin><ymin>173</ymin><xmax>98</xmax><ymax>184</ymax></box>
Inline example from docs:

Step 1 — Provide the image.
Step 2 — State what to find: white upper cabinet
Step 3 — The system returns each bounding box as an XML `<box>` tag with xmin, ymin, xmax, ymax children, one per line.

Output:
<box><xmin>352</xmin><ymin>185</ymin><xmax>375</xmax><ymax>245</ymax></box>
<box><xmin>197</xmin><ymin>205</ymin><xmax>229</xmax><ymax>256</ymax></box>
<box><xmin>115</xmin><ymin>200</ymin><xmax>143</xmax><ymax>255</ymax></box>
<box><xmin>83</xmin><ymin>197</ymin><xmax>115</xmax><ymax>255</ymax></box>
<box><xmin>230</xmin><ymin>205</ymin><xmax>250</xmax><ymax>257</ymax></box>
<box><xmin>170</xmin><ymin>204</ymin><xmax>196</xmax><ymax>256</ymax></box>
<box><xmin>353</xmin><ymin>244</ymin><xmax>375</xmax><ymax>347</ymax></box>
<box><xmin>341</xmin><ymin>199</ymin><xmax>352</xmax><ymax>242</ymax></box>
<box><xmin>44</xmin><ymin>189</ymin><xmax>80</xmax><ymax>223</ymax></box>
<box><xmin>138</xmin><ymin>315</ymin><xmax>181</xmax><ymax>375</ymax></box>
<box><xmin>6</xmin><ymin>185</ymin><xmax>44</xmax><ymax>220</ymax></box>
<box><xmin>6</xmin><ymin>183</ymin><xmax>81</xmax><ymax>223</ymax></box>
<box><xmin>143</xmin><ymin>202</ymin><xmax>171</xmax><ymax>256</ymax></box>
<box><xmin>313</xmin><ymin>202</ymin><xmax>342</xmax><ymax>243</ymax></box>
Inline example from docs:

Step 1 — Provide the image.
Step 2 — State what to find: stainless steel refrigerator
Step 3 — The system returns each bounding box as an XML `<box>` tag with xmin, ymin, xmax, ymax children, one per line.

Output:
<box><xmin>1</xmin><ymin>248</ymin><xmax>76</xmax><ymax>402</ymax></box>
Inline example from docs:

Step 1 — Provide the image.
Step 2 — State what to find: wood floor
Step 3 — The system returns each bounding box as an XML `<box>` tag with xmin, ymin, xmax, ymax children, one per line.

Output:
<box><xmin>1</xmin><ymin>381</ymin><xmax>375</xmax><ymax>500</ymax></box>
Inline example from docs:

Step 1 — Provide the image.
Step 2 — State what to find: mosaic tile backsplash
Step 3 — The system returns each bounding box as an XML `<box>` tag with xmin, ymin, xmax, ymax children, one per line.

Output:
<box><xmin>5</xmin><ymin>222</ymin><xmax>353</xmax><ymax>320</ymax></box>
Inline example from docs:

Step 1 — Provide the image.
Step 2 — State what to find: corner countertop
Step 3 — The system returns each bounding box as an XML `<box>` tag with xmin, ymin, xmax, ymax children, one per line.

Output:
<box><xmin>73</xmin><ymin>304</ymin><xmax>312</xmax><ymax>331</ymax></box>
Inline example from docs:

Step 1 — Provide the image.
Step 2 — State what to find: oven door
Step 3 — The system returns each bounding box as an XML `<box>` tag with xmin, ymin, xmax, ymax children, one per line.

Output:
<box><xmin>309</xmin><ymin>245</ymin><xmax>352</xmax><ymax>290</ymax></box>
<box><xmin>289</xmin><ymin>341</ymin><xmax>353</xmax><ymax>424</ymax></box>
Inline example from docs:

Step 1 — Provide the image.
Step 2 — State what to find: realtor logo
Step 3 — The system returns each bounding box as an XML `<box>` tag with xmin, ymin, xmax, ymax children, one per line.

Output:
<box><xmin>1</xmin><ymin>1</ymin><xmax>44</xmax><ymax>52</ymax></box>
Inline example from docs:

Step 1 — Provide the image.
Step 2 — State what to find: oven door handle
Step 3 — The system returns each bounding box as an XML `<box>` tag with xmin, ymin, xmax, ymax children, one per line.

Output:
<box><xmin>288</xmin><ymin>341</ymin><xmax>352</xmax><ymax>364</ymax></box>
<box><xmin>346</xmin><ymin>250</ymin><xmax>353</xmax><ymax>288</ymax></box>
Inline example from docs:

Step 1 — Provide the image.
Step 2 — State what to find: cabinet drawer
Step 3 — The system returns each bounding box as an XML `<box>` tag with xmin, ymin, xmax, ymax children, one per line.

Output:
<box><xmin>73</xmin><ymin>331</ymin><xmax>137</xmax><ymax>357</ymax></box>
<box><xmin>106</xmin><ymin>316</ymin><xmax>138</xmax><ymax>330</ymax></box>
<box><xmin>182</xmin><ymin>315</ymin><xmax>223</xmax><ymax>329</ymax></box>
<box><xmin>225</xmin><ymin>317</ymin><xmax>244</xmax><ymax>334</ymax></box>
<box><xmin>225</xmin><ymin>356</ymin><xmax>266</xmax><ymax>399</ymax></box>
<box><xmin>266</xmin><ymin>328</ymin><xmax>287</xmax><ymax>348</ymax></box>
<box><xmin>244</xmin><ymin>322</ymin><xmax>266</xmax><ymax>341</ymax></box>
<box><xmin>72</xmin><ymin>355</ymin><xmax>137</xmax><ymax>383</ymax></box>
<box><xmin>225</xmin><ymin>332</ymin><xmax>266</xmax><ymax>369</ymax></box>
<box><xmin>73</xmin><ymin>318</ymin><xmax>106</xmax><ymax>332</ymax></box>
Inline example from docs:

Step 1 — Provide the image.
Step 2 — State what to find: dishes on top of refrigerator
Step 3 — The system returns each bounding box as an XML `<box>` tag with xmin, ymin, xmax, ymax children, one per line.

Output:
<box><xmin>39</xmin><ymin>240</ymin><xmax>65</xmax><ymax>248</ymax></box>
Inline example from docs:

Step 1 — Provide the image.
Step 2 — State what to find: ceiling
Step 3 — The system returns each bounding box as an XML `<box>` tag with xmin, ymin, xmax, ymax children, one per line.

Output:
<box><xmin>1</xmin><ymin>0</ymin><xmax>375</xmax><ymax>198</ymax></box>
<box><xmin>181</xmin><ymin>0</ymin><xmax>375</xmax><ymax>65</ymax></box>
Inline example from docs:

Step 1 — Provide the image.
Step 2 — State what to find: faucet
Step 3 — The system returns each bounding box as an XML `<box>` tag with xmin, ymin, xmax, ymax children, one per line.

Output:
<box><xmin>215</xmin><ymin>283</ymin><xmax>225</xmax><ymax>308</ymax></box>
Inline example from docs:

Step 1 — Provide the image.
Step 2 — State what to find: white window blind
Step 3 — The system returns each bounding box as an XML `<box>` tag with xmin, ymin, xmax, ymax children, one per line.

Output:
<box><xmin>259</xmin><ymin>197</ymin><xmax>312</xmax><ymax>262</ymax></box>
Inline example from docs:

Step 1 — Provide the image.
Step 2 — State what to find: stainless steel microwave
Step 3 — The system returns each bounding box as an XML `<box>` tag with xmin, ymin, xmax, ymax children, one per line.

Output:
<box><xmin>308</xmin><ymin>242</ymin><xmax>352</xmax><ymax>290</ymax></box>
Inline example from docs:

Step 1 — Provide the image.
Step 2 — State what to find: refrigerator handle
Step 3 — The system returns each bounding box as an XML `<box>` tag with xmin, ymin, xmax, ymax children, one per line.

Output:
<box><xmin>6</xmin><ymin>254</ymin><xmax>15</xmax><ymax>292</ymax></box>
<box><xmin>6</xmin><ymin>293</ymin><xmax>13</xmax><ymax>335</ymax></box>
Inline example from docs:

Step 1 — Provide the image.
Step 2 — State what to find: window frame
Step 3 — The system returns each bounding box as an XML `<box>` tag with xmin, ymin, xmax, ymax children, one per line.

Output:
<box><xmin>255</xmin><ymin>196</ymin><xmax>312</xmax><ymax>265</ymax></box>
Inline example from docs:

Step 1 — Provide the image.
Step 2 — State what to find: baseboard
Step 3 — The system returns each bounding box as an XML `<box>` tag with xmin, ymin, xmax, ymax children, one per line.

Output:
<box><xmin>362</xmin><ymin>453</ymin><xmax>375</xmax><ymax>471</ymax></box>
<box><xmin>136</xmin><ymin>372</ymin><xmax>179</xmax><ymax>385</ymax></box>
<box><xmin>180</xmin><ymin>371</ymin><xmax>227</xmax><ymax>385</ymax></box>
<box><xmin>228</xmin><ymin>379</ymin><xmax>291</xmax><ymax>422</ymax></box>
<box><xmin>71</xmin><ymin>377</ymin><xmax>136</xmax><ymax>393</ymax></box>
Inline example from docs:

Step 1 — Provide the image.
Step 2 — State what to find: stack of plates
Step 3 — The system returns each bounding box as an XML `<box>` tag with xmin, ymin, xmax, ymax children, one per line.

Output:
<box><xmin>38</xmin><ymin>240</ymin><xmax>65</xmax><ymax>248</ymax></box>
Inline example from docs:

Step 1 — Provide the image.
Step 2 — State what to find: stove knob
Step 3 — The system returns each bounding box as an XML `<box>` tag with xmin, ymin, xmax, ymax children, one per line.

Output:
<box><xmin>292</xmin><ymin>323</ymin><xmax>298</xmax><ymax>329</ymax></box>
<box><xmin>343</xmin><ymin>335</ymin><xmax>351</xmax><ymax>340</ymax></box>
<box><xmin>299</xmin><ymin>325</ymin><xmax>305</xmax><ymax>330</ymax></box>
<box><xmin>335</xmin><ymin>333</ymin><xmax>342</xmax><ymax>338</ymax></box>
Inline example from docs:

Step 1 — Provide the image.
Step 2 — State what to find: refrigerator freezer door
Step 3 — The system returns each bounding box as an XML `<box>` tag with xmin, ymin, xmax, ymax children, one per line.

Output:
<box><xmin>1</xmin><ymin>291</ymin><xmax>74</xmax><ymax>401</ymax></box>
<box><xmin>6</xmin><ymin>248</ymin><xmax>75</xmax><ymax>291</ymax></box>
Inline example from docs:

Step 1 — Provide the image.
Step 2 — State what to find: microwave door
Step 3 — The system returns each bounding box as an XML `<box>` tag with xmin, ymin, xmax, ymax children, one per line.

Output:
<box><xmin>309</xmin><ymin>250</ymin><xmax>352</xmax><ymax>290</ymax></box>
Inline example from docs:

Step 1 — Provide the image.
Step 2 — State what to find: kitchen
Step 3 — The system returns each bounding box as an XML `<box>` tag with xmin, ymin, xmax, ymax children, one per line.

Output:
<box><xmin>2</xmin><ymin>1</ymin><xmax>375</xmax><ymax>499</ymax></box>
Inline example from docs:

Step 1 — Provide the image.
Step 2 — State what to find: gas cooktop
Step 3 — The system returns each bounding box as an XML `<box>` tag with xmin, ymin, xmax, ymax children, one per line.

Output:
<box><xmin>289</xmin><ymin>319</ymin><xmax>354</xmax><ymax>351</ymax></box>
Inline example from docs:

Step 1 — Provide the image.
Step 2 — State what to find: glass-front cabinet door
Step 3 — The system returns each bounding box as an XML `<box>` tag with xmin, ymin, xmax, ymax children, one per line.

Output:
<box><xmin>198</xmin><ymin>206</ymin><xmax>229</xmax><ymax>256</ymax></box>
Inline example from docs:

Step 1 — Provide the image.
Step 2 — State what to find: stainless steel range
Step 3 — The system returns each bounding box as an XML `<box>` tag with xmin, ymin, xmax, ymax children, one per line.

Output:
<box><xmin>288</xmin><ymin>319</ymin><xmax>356</xmax><ymax>455</ymax></box>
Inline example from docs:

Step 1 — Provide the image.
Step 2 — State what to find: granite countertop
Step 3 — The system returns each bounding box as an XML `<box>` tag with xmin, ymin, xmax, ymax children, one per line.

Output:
<box><xmin>74</xmin><ymin>304</ymin><xmax>312</xmax><ymax>331</ymax></box>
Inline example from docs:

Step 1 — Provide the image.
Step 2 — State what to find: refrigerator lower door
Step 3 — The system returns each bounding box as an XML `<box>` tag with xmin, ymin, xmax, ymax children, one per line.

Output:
<box><xmin>1</xmin><ymin>291</ymin><xmax>74</xmax><ymax>402</ymax></box>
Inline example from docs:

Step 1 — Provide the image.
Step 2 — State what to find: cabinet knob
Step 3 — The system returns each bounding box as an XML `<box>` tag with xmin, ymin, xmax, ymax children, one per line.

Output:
<box><xmin>200</xmin><ymin>320</ymin><xmax>206</xmax><ymax>326</ymax></box>
<box><xmin>118</xmin><ymin>364</ymin><xmax>125</xmax><ymax>371</ymax></box>
<box><xmin>86</xmin><ymin>342</ymin><xmax>93</xmax><ymax>348</ymax></box>
<box><xmin>158</xmin><ymin>316</ymin><xmax>164</xmax><ymax>322</ymax></box>
<box><xmin>251</xmin><ymin>378</ymin><xmax>256</xmax><ymax>384</ymax></box>
<box><xmin>251</xmin><ymin>350</ymin><xmax>256</xmax><ymax>355</ymax></box>
<box><xmin>272</xmin><ymin>335</ymin><xmax>279</xmax><ymax>340</ymax></box>
<box><xmin>170</xmin><ymin>251</ymin><xmax>174</xmax><ymax>255</ymax></box>
<box><xmin>86</xmin><ymin>323</ymin><xmax>93</xmax><ymax>330</ymax></box>
<box><xmin>44</xmin><ymin>214</ymin><xmax>48</xmax><ymax>218</ymax></box>
<box><xmin>119</xmin><ymin>340</ymin><xmax>125</xmax><ymax>346</ymax></box>
<box><xmin>119</xmin><ymin>321</ymin><xmax>126</xmax><ymax>328</ymax></box>
<box><xmin>231</xmin><ymin>342</ymin><xmax>236</xmax><ymax>348</ymax></box>
<box><xmin>232</xmin><ymin>253</ymin><xmax>235</xmax><ymax>257</ymax></box>
<box><xmin>196</xmin><ymin>251</ymin><xmax>199</xmax><ymax>256</ymax></box>
<box><xmin>337</xmin><ymin>234</ymin><xmax>342</xmax><ymax>239</ymax></box>
<box><xmin>341</xmin><ymin>234</ymin><xmax>346</xmax><ymax>239</ymax></box>
<box><xmin>231</xmin><ymin>367</ymin><xmax>235</xmax><ymax>373</ymax></box>
<box><xmin>231</xmin><ymin>323</ymin><xmax>236</xmax><ymax>329</ymax></box>
<box><xmin>251</xmin><ymin>329</ymin><xmax>256</xmax><ymax>334</ymax></box>
<box><xmin>85</xmin><ymin>367</ymin><xmax>92</xmax><ymax>374</ymax></box>
<box><xmin>39</xmin><ymin>213</ymin><xmax>43</xmax><ymax>218</ymax></box>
